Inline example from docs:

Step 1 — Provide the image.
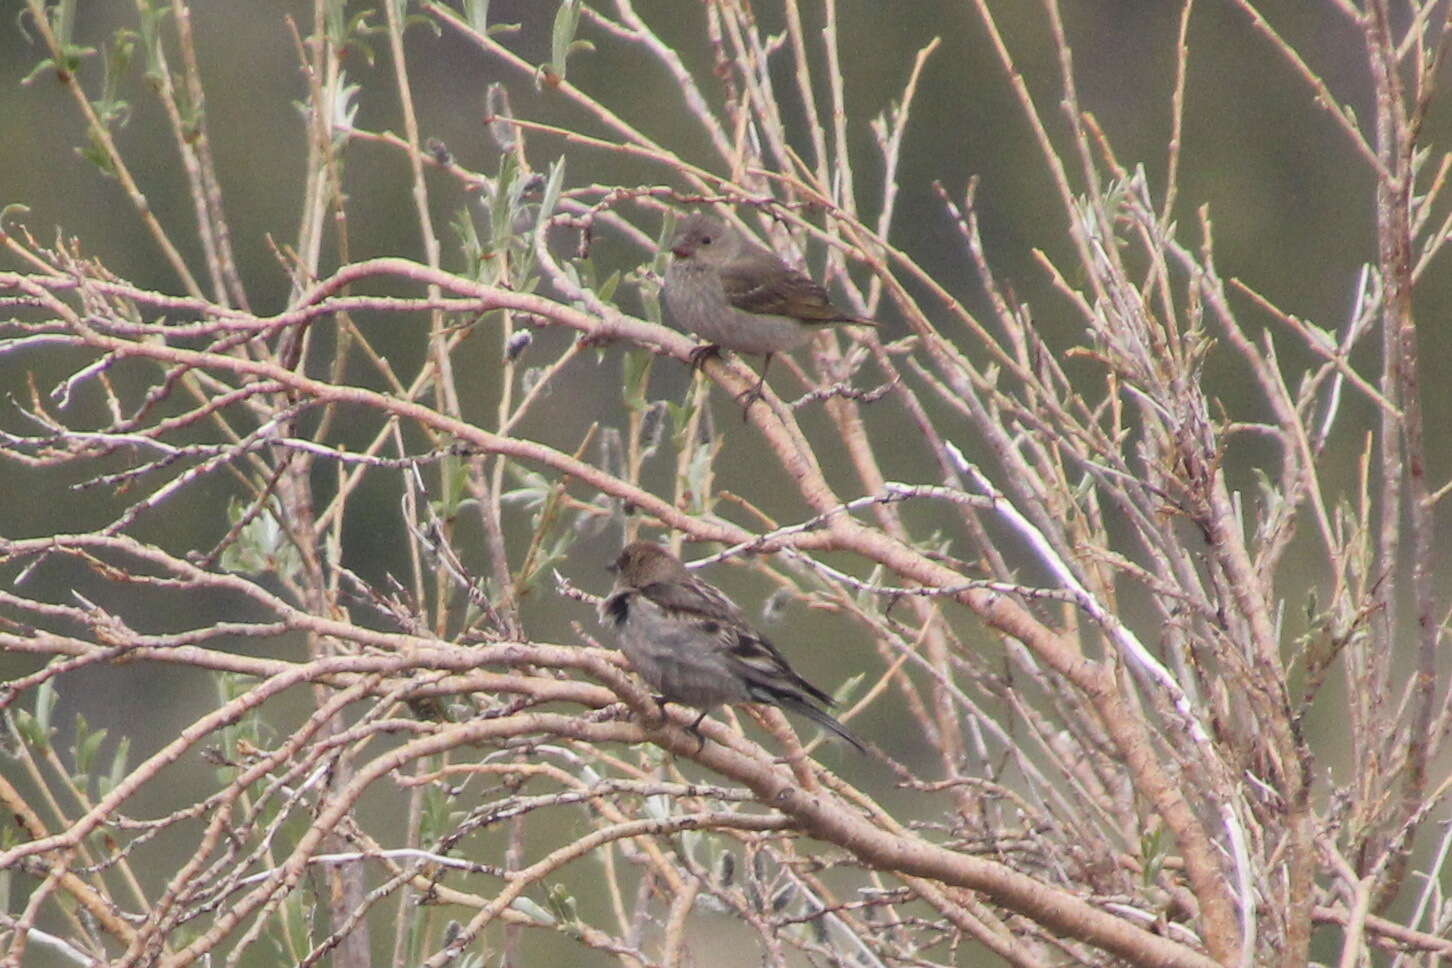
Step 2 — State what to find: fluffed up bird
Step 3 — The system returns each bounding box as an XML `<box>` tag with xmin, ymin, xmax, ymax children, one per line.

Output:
<box><xmin>662</xmin><ymin>212</ymin><xmax>875</xmax><ymax>410</ymax></box>
<box><xmin>598</xmin><ymin>540</ymin><xmax>866</xmax><ymax>753</ymax></box>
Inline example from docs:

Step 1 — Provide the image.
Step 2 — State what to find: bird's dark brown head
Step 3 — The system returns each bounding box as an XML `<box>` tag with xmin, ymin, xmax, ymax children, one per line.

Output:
<box><xmin>609</xmin><ymin>541</ymin><xmax>691</xmax><ymax>588</ymax></box>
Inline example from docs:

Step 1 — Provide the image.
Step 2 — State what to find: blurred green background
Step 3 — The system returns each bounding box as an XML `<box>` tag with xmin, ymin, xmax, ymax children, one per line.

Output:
<box><xmin>2</xmin><ymin>0</ymin><xmax>1414</xmax><ymax>713</ymax></box>
<box><xmin>1</xmin><ymin>0</ymin><xmax>1441</xmax><ymax>962</ymax></box>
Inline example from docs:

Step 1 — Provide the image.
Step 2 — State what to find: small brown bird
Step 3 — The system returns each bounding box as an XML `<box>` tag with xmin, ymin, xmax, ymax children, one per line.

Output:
<box><xmin>598</xmin><ymin>541</ymin><xmax>865</xmax><ymax>753</ymax></box>
<box><xmin>662</xmin><ymin>213</ymin><xmax>874</xmax><ymax>409</ymax></box>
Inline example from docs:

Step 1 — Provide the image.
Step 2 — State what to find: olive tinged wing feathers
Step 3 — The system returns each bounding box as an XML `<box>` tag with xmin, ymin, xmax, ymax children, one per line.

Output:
<box><xmin>718</xmin><ymin>250</ymin><xmax>871</xmax><ymax>325</ymax></box>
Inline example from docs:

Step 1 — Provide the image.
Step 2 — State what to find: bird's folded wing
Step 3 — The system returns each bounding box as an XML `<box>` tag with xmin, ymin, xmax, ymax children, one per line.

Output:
<box><xmin>720</xmin><ymin>251</ymin><xmax>867</xmax><ymax>324</ymax></box>
<box><xmin>638</xmin><ymin>578</ymin><xmax>748</xmax><ymax>627</ymax></box>
<box><xmin>726</xmin><ymin>629</ymin><xmax>837</xmax><ymax>708</ymax></box>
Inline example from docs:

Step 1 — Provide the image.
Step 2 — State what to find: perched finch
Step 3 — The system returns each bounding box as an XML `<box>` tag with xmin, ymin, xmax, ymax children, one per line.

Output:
<box><xmin>598</xmin><ymin>541</ymin><xmax>866</xmax><ymax>753</ymax></box>
<box><xmin>662</xmin><ymin>213</ymin><xmax>874</xmax><ymax>408</ymax></box>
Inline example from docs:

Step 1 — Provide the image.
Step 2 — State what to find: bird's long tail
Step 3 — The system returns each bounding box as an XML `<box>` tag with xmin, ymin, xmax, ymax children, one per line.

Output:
<box><xmin>773</xmin><ymin>694</ymin><xmax>868</xmax><ymax>754</ymax></box>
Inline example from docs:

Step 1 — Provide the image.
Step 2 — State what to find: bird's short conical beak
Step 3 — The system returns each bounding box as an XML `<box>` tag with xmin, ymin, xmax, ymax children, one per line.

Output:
<box><xmin>670</xmin><ymin>243</ymin><xmax>692</xmax><ymax>259</ymax></box>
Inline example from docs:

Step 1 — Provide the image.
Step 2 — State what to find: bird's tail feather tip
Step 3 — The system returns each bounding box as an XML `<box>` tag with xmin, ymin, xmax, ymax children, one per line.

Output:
<box><xmin>784</xmin><ymin>697</ymin><xmax>868</xmax><ymax>755</ymax></box>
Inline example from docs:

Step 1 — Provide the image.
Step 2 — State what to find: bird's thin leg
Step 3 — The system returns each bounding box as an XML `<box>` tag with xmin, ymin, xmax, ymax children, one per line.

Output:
<box><xmin>648</xmin><ymin>698</ymin><xmax>708</xmax><ymax>752</ymax></box>
<box><xmin>688</xmin><ymin>343</ymin><xmax>722</xmax><ymax>369</ymax></box>
<box><xmin>686</xmin><ymin>708</ymin><xmax>709</xmax><ymax>753</ymax></box>
<box><xmin>736</xmin><ymin>353</ymin><xmax>772</xmax><ymax>417</ymax></box>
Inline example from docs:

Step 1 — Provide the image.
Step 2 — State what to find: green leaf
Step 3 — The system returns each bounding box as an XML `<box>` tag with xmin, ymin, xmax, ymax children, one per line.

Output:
<box><xmin>451</xmin><ymin>204</ymin><xmax>484</xmax><ymax>278</ymax></box>
<box><xmin>535</xmin><ymin>157</ymin><xmax>566</xmax><ymax>233</ymax></box>
<box><xmin>490</xmin><ymin>153</ymin><xmax>518</xmax><ymax>238</ymax></box>
<box><xmin>277</xmin><ymin>890</ymin><xmax>309</xmax><ymax>960</ymax></box>
<box><xmin>621</xmin><ymin>349</ymin><xmax>652</xmax><ymax>411</ymax></box>
<box><xmin>830</xmin><ymin>672</ymin><xmax>864</xmax><ymax>707</ymax></box>
<box><xmin>101</xmin><ymin>737</ymin><xmax>130</xmax><ymax>797</ymax></box>
<box><xmin>419</xmin><ymin>782</ymin><xmax>458</xmax><ymax>841</ymax></box>
<box><xmin>12</xmin><ymin>709</ymin><xmax>41</xmax><ymax>748</ymax></box>
<box><xmin>75</xmin><ymin>722</ymin><xmax>108</xmax><ymax>775</ymax></box>
<box><xmin>546</xmin><ymin>883</ymin><xmax>580</xmax><ymax>925</ymax></box>
<box><xmin>1</xmin><ymin>204</ymin><xmax>32</xmax><ymax>228</ymax></box>
<box><xmin>50</xmin><ymin>0</ymin><xmax>79</xmax><ymax>46</ymax></box>
<box><xmin>596</xmin><ymin>268</ymin><xmax>621</xmax><ymax>304</ymax></box>
<box><xmin>218</xmin><ymin>498</ymin><xmax>302</xmax><ymax>584</ymax></box>
<box><xmin>404</xmin><ymin>12</ymin><xmax>441</xmax><ymax>37</ymax></box>
<box><xmin>136</xmin><ymin>0</ymin><xmax>171</xmax><ymax>77</ymax></box>
<box><xmin>501</xmin><ymin>465</ymin><xmax>552</xmax><ymax>509</ymax></box>
<box><xmin>510</xmin><ymin>896</ymin><xmax>556</xmax><ymax>925</ymax></box>
<box><xmin>79</xmin><ymin>130</ymin><xmax>119</xmax><ymax>178</ymax></box>
<box><xmin>95</xmin><ymin>29</ymin><xmax>138</xmax><ymax>127</ymax></box>
<box><xmin>682</xmin><ymin>442</ymin><xmax>716</xmax><ymax>513</ymax></box>
<box><xmin>548</xmin><ymin>0</ymin><xmax>587</xmax><ymax>81</ymax></box>
<box><xmin>666</xmin><ymin>399</ymin><xmax>694</xmax><ymax>439</ymax></box>
<box><xmin>464</xmin><ymin>0</ymin><xmax>490</xmax><ymax>33</ymax></box>
<box><xmin>854</xmin><ymin>564</ymin><xmax>886</xmax><ymax>610</ymax></box>
<box><xmin>34</xmin><ymin>680</ymin><xmax>56</xmax><ymax>735</ymax></box>
<box><xmin>1140</xmin><ymin>827</ymin><xmax>1167</xmax><ymax>885</ymax></box>
<box><xmin>514</xmin><ymin>473</ymin><xmax>573</xmax><ymax>597</ymax></box>
<box><xmin>437</xmin><ymin>452</ymin><xmax>470</xmax><ymax>518</ymax></box>
<box><xmin>20</xmin><ymin>43</ymin><xmax>95</xmax><ymax>86</ymax></box>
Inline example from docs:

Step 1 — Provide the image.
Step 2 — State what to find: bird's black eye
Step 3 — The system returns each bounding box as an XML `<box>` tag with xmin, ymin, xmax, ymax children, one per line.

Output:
<box><xmin>700</xmin><ymin>234</ymin><xmax>713</xmax><ymax>245</ymax></box>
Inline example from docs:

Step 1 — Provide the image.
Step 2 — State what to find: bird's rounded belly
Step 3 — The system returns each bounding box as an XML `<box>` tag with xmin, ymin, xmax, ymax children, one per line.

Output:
<box><xmin>665</xmin><ymin>267</ymin><xmax>812</xmax><ymax>355</ymax></box>
<box><xmin>621</xmin><ymin>629</ymin><xmax>748</xmax><ymax>707</ymax></box>
<box><xmin>706</xmin><ymin>310</ymin><xmax>811</xmax><ymax>355</ymax></box>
